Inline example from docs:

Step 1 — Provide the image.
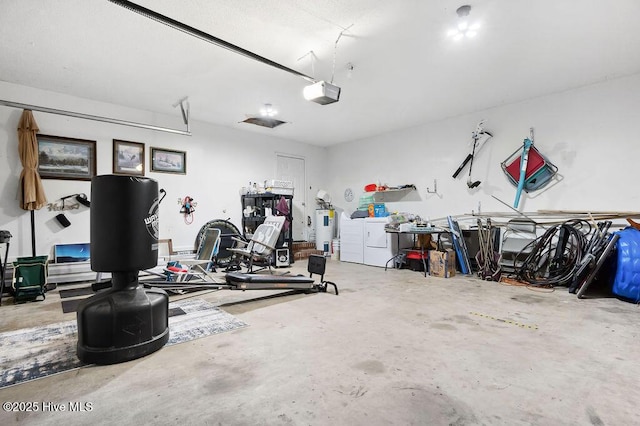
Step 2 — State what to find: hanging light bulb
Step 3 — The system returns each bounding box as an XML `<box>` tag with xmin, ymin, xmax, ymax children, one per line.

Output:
<box><xmin>448</xmin><ymin>5</ymin><xmax>480</xmax><ymax>40</ymax></box>
<box><xmin>466</xmin><ymin>23</ymin><xmax>480</xmax><ymax>38</ymax></box>
<box><xmin>260</xmin><ymin>103</ymin><xmax>277</xmax><ymax>117</ymax></box>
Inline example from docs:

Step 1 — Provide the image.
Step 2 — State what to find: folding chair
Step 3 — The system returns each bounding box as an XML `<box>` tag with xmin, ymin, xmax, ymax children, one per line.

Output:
<box><xmin>12</xmin><ymin>255</ymin><xmax>48</xmax><ymax>303</ymax></box>
<box><xmin>501</xmin><ymin>141</ymin><xmax>558</xmax><ymax>203</ymax></box>
<box><xmin>195</xmin><ymin>219</ymin><xmax>243</xmax><ymax>270</ymax></box>
<box><xmin>228</xmin><ymin>215</ymin><xmax>285</xmax><ymax>274</ymax></box>
<box><xmin>164</xmin><ymin>228</ymin><xmax>221</xmax><ymax>282</ymax></box>
<box><xmin>499</xmin><ymin>219</ymin><xmax>537</xmax><ymax>275</ymax></box>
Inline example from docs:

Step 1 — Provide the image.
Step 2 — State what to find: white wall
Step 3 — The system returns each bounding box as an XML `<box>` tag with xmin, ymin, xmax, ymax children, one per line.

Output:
<box><xmin>4</xmin><ymin>72</ymin><xmax>638</xmax><ymax>260</ymax></box>
<box><xmin>326</xmin><ymin>73</ymin><xmax>640</xmax><ymax>225</ymax></box>
<box><xmin>0</xmin><ymin>81</ymin><xmax>328</xmax><ymax>259</ymax></box>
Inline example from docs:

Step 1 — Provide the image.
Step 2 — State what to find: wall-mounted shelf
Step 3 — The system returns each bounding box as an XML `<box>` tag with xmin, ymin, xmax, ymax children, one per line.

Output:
<box><xmin>372</xmin><ymin>185</ymin><xmax>416</xmax><ymax>202</ymax></box>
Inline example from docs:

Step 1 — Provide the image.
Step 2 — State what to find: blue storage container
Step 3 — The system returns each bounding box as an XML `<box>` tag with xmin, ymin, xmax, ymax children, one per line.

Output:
<box><xmin>612</xmin><ymin>227</ymin><xmax>640</xmax><ymax>303</ymax></box>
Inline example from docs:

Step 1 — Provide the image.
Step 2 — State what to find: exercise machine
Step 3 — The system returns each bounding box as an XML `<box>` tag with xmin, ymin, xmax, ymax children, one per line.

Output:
<box><xmin>224</xmin><ymin>254</ymin><xmax>338</xmax><ymax>294</ymax></box>
<box><xmin>145</xmin><ymin>254</ymin><xmax>338</xmax><ymax>296</ymax></box>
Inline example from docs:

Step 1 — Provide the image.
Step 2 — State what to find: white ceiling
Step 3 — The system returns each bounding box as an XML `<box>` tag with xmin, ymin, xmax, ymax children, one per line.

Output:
<box><xmin>2</xmin><ymin>0</ymin><xmax>640</xmax><ymax>146</ymax></box>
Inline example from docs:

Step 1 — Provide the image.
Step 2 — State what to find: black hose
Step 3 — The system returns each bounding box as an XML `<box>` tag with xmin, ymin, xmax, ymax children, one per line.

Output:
<box><xmin>515</xmin><ymin>220</ymin><xmax>592</xmax><ymax>287</ymax></box>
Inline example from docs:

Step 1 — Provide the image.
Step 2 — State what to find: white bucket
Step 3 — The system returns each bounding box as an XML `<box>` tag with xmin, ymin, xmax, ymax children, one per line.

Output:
<box><xmin>332</xmin><ymin>239</ymin><xmax>340</xmax><ymax>261</ymax></box>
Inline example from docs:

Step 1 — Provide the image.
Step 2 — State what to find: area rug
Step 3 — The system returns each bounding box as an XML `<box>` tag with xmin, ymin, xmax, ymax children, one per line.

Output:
<box><xmin>0</xmin><ymin>299</ymin><xmax>247</xmax><ymax>389</ymax></box>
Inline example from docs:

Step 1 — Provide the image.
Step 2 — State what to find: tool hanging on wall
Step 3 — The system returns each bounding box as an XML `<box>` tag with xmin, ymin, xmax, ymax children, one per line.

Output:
<box><xmin>47</xmin><ymin>193</ymin><xmax>92</xmax><ymax>228</ymax></box>
<box><xmin>452</xmin><ymin>120</ymin><xmax>493</xmax><ymax>188</ymax></box>
<box><xmin>47</xmin><ymin>193</ymin><xmax>91</xmax><ymax>211</ymax></box>
<box><xmin>180</xmin><ymin>196</ymin><xmax>196</xmax><ymax>224</ymax></box>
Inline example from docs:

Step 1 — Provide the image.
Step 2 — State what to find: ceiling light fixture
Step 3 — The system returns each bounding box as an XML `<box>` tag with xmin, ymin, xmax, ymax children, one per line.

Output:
<box><xmin>448</xmin><ymin>5</ymin><xmax>480</xmax><ymax>40</ymax></box>
<box><xmin>241</xmin><ymin>116</ymin><xmax>287</xmax><ymax>129</ymax></box>
<box><xmin>108</xmin><ymin>0</ymin><xmax>341</xmax><ymax>105</ymax></box>
<box><xmin>259</xmin><ymin>104</ymin><xmax>277</xmax><ymax>117</ymax></box>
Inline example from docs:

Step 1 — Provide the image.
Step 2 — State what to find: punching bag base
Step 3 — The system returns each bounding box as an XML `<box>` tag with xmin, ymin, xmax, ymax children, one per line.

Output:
<box><xmin>76</xmin><ymin>285</ymin><xmax>169</xmax><ymax>365</ymax></box>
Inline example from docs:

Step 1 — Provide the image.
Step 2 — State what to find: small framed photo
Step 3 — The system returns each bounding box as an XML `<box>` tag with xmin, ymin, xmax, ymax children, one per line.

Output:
<box><xmin>151</xmin><ymin>147</ymin><xmax>186</xmax><ymax>174</ymax></box>
<box><xmin>113</xmin><ymin>139</ymin><xmax>145</xmax><ymax>176</ymax></box>
<box><xmin>37</xmin><ymin>135</ymin><xmax>97</xmax><ymax>181</ymax></box>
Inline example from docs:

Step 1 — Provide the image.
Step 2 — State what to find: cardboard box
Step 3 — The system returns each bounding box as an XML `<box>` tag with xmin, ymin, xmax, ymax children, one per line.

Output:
<box><xmin>429</xmin><ymin>249</ymin><xmax>456</xmax><ymax>278</ymax></box>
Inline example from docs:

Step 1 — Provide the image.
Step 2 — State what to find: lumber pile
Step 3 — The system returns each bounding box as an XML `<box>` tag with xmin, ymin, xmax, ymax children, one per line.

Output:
<box><xmin>433</xmin><ymin>210</ymin><xmax>640</xmax><ymax>229</ymax></box>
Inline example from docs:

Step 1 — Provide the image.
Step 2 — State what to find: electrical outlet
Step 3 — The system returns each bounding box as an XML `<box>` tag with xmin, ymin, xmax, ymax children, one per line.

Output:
<box><xmin>177</xmin><ymin>197</ymin><xmax>182</xmax><ymax>204</ymax></box>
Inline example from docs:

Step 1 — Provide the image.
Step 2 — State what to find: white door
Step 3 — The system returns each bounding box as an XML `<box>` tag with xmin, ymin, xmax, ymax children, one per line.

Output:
<box><xmin>276</xmin><ymin>154</ymin><xmax>306</xmax><ymax>241</ymax></box>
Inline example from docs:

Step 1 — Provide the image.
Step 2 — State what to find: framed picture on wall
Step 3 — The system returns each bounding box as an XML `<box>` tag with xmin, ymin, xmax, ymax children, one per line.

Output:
<box><xmin>37</xmin><ymin>134</ymin><xmax>97</xmax><ymax>181</ymax></box>
<box><xmin>150</xmin><ymin>147</ymin><xmax>186</xmax><ymax>174</ymax></box>
<box><xmin>113</xmin><ymin>139</ymin><xmax>145</xmax><ymax>176</ymax></box>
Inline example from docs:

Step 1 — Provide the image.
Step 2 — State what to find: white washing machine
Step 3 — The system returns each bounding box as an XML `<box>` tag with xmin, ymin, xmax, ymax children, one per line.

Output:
<box><xmin>339</xmin><ymin>213</ymin><xmax>412</xmax><ymax>267</ymax></box>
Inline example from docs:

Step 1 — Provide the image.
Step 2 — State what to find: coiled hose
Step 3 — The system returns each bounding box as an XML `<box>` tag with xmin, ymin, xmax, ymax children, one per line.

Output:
<box><xmin>514</xmin><ymin>220</ymin><xmax>592</xmax><ymax>287</ymax></box>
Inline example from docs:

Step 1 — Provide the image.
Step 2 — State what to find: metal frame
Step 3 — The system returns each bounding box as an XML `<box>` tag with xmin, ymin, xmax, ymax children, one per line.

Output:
<box><xmin>113</xmin><ymin>139</ymin><xmax>145</xmax><ymax>176</ymax></box>
<box><xmin>37</xmin><ymin>134</ymin><xmax>97</xmax><ymax>181</ymax></box>
<box><xmin>0</xmin><ymin>99</ymin><xmax>191</xmax><ymax>136</ymax></box>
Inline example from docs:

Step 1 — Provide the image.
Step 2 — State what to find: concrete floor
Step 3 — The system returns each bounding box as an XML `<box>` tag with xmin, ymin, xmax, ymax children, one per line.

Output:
<box><xmin>1</xmin><ymin>259</ymin><xmax>639</xmax><ymax>425</ymax></box>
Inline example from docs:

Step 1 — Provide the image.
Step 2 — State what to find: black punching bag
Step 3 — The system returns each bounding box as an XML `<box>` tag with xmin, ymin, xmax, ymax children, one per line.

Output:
<box><xmin>91</xmin><ymin>175</ymin><xmax>159</xmax><ymax>272</ymax></box>
<box><xmin>77</xmin><ymin>175</ymin><xmax>169</xmax><ymax>365</ymax></box>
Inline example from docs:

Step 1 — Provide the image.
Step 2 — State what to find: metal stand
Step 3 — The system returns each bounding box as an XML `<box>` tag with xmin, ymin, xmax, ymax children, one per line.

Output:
<box><xmin>385</xmin><ymin>228</ymin><xmax>450</xmax><ymax>276</ymax></box>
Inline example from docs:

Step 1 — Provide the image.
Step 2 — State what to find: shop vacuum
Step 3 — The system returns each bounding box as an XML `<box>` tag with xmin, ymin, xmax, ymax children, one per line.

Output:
<box><xmin>76</xmin><ymin>175</ymin><xmax>169</xmax><ymax>364</ymax></box>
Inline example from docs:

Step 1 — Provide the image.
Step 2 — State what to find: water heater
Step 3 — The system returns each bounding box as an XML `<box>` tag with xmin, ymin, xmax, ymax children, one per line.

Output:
<box><xmin>315</xmin><ymin>209</ymin><xmax>335</xmax><ymax>252</ymax></box>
